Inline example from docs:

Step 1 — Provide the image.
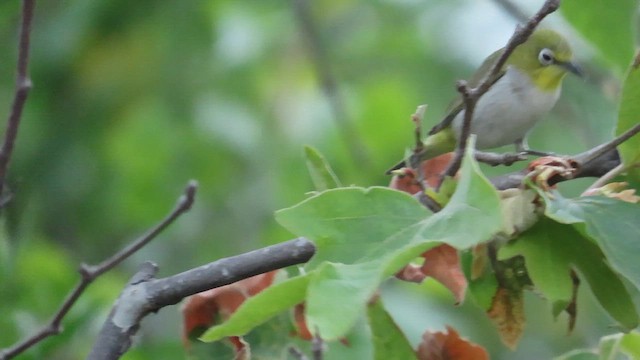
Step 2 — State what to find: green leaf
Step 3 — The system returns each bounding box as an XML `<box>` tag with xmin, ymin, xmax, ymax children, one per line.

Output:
<box><xmin>499</xmin><ymin>219</ymin><xmax>573</xmax><ymax>317</ymax></box>
<box><xmin>543</xmin><ymin>193</ymin><xmax>640</xmax><ymax>291</ymax></box>
<box><xmin>304</xmin><ymin>145</ymin><xmax>342</xmax><ymax>191</ymax></box>
<box><xmin>561</xmin><ymin>0</ymin><xmax>637</xmax><ymax>74</ymax></box>
<box><xmin>598</xmin><ymin>333</ymin><xmax>623</xmax><ymax>360</ymax></box>
<box><xmin>500</xmin><ymin>218</ymin><xmax>639</xmax><ymax>330</ymax></box>
<box><xmin>461</xmin><ymin>249</ymin><xmax>499</xmax><ymax>310</ymax></box>
<box><xmin>616</xmin><ymin>57</ymin><xmax>640</xmax><ymax>180</ymax></box>
<box><xmin>366</xmin><ymin>297</ymin><xmax>416</xmax><ymax>360</ymax></box>
<box><xmin>274</xmin><ymin>140</ymin><xmax>504</xmax><ymax>339</ymax></box>
<box><xmin>276</xmin><ymin>187</ymin><xmax>430</xmax><ymax>270</ymax></box>
<box><xmin>620</xmin><ymin>332</ymin><xmax>640</xmax><ymax>358</ymax></box>
<box><xmin>200</xmin><ymin>275</ymin><xmax>310</xmax><ymax>342</ymax></box>
<box><xmin>306</xmin><ymin>261</ymin><xmax>384</xmax><ymax>339</ymax></box>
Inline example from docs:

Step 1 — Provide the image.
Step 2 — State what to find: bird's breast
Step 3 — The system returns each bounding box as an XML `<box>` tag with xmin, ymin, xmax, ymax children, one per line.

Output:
<box><xmin>452</xmin><ymin>67</ymin><xmax>560</xmax><ymax>149</ymax></box>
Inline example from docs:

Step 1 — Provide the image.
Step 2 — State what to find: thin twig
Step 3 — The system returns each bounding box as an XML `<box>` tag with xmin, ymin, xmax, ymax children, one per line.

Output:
<box><xmin>88</xmin><ymin>238</ymin><xmax>316</xmax><ymax>359</ymax></box>
<box><xmin>0</xmin><ymin>0</ymin><xmax>35</xmax><ymax>203</ymax></box>
<box><xmin>0</xmin><ymin>181</ymin><xmax>198</xmax><ymax>360</ymax></box>
<box><xmin>492</xmin><ymin>0</ymin><xmax>529</xmax><ymax>23</ymax></box>
<box><xmin>312</xmin><ymin>331</ymin><xmax>324</xmax><ymax>360</ymax></box>
<box><xmin>582</xmin><ymin>163</ymin><xmax>626</xmax><ymax>194</ymax></box>
<box><xmin>439</xmin><ymin>0</ymin><xmax>561</xmax><ymax>184</ymax></box>
<box><xmin>291</xmin><ymin>0</ymin><xmax>371</xmax><ymax>168</ymax></box>
<box><xmin>289</xmin><ymin>346</ymin><xmax>310</xmax><ymax>360</ymax></box>
<box><xmin>408</xmin><ymin>105</ymin><xmax>428</xmax><ymax>186</ymax></box>
<box><xmin>573</xmin><ymin>123</ymin><xmax>640</xmax><ymax>165</ymax></box>
<box><xmin>489</xmin><ymin>120</ymin><xmax>640</xmax><ymax>190</ymax></box>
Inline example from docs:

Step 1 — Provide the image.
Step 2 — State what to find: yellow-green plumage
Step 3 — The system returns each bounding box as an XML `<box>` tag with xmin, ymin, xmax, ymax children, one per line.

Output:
<box><xmin>388</xmin><ymin>29</ymin><xmax>580</xmax><ymax>174</ymax></box>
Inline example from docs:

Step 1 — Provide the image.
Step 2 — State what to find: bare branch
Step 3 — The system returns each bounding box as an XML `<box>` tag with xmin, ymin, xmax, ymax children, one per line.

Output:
<box><xmin>88</xmin><ymin>237</ymin><xmax>316</xmax><ymax>360</ymax></box>
<box><xmin>492</xmin><ymin>0</ymin><xmax>530</xmax><ymax>24</ymax></box>
<box><xmin>489</xmin><ymin>145</ymin><xmax>624</xmax><ymax>190</ymax></box>
<box><xmin>0</xmin><ymin>181</ymin><xmax>198</xmax><ymax>360</ymax></box>
<box><xmin>440</xmin><ymin>0</ymin><xmax>561</xmax><ymax>182</ymax></box>
<box><xmin>0</xmin><ymin>0</ymin><xmax>36</xmax><ymax>203</ymax></box>
<box><xmin>582</xmin><ymin>163</ymin><xmax>625</xmax><ymax>194</ymax></box>
<box><xmin>573</xmin><ymin>123</ymin><xmax>640</xmax><ymax>165</ymax></box>
<box><xmin>85</xmin><ymin>180</ymin><xmax>198</xmax><ymax>278</ymax></box>
<box><xmin>291</xmin><ymin>0</ymin><xmax>371</xmax><ymax>168</ymax></box>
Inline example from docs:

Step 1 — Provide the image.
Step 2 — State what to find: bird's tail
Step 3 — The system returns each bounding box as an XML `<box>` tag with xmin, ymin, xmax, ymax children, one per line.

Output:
<box><xmin>384</xmin><ymin>131</ymin><xmax>456</xmax><ymax>174</ymax></box>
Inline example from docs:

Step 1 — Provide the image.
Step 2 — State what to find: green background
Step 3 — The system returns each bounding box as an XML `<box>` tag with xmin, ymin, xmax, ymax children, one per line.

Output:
<box><xmin>0</xmin><ymin>0</ymin><xmax>635</xmax><ymax>359</ymax></box>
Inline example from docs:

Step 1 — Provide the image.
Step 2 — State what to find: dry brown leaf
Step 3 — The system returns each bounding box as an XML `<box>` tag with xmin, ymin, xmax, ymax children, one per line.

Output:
<box><xmin>182</xmin><ymin>270</ymin><xmax>279</xmax><ymax>347</ymax></box>
<box><xmin>229</xmin><ymin>336</ymin><xmax>250</xmax><ymax>360</ymax></box>
<box><xmin>471</xmin><ymin>244</ymin><xmax>488</xmax><ymax>281</ymax></box>
<box><xmin>293</xmin><ymin>303</ymin><xmax>313</xmax><ymax>340</ymax></box>
<box><xmin>395</xmin><ymin>245</ymin><xmax>467</xmax><ymax>304</ymax></box>
<box><xmin>421</xmin><ymin>153</ymin><xmax>455</xmax><ymax>188</ymax></box>
<box><xmin>526</xmin><ymin>156</ymin><xmax>578</xmax><ymax>191</ymax></box>
<box><xmin>388</xmin><ymin>153</ymin><xmax>455</xmax><ymax>194</ymax></box>
<box><xmin>389</xmin><ymin>168</ymin><xmax>422</xmax><ymax>194</ymax></box>
<box><xmin>583</xmin><ymin>182</ymin><xmax>640</xmax><ymax>203</ymax></box>
<box><xmin>420</xmin><ymin>245</ymin><xmax>467</xmax><ymax>304</ymax></box>
<box><xmin>395</xmin><ymin>263</ymin><xmax>427</xmax><ymax>283</ymax></box>
<box><xmin>487</xmin><ymin>287</ymin><xmax>525</xmax><ymax>350</ymax></box>
<box><xmin>416</xmin><ymin>325</ymin><xmax>489</xmax><ymax>360</ymax></box>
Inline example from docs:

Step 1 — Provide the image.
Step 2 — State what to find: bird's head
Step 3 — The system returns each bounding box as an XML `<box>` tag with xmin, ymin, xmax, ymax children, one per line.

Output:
<box><xmin>508</xmin><ymin>29</ymin><xmax>582</xmax><ymax>91</ymax></box>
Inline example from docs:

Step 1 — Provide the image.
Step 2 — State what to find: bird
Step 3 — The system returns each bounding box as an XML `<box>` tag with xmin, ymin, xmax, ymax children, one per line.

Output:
<box><xmin>386</xmin><ymin>28</ymin><xmax>582</xmax><ymax>174</ymax></box>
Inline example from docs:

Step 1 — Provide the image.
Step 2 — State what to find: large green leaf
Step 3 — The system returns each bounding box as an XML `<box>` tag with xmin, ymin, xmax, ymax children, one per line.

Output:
<box><xmin>543</xmin><ymin>193</ymin><xmax>640</xmax><ymax>291</ymax></box>
<box><xmin>499</xmin><ymin>219</ymin><xmax>573</xmax><ymax>317</ymax></box>
<box><xmin>306</xmin><ymin>261</ymin><xmax>385</xmax><ymax>339</ymax></box>
<box><xmin>200</xmin><ymin>275</ymin><xmax>310</xmax><ymax>342</ymax></box>
<box><xmin>366</xmin><ymin>297</ymin><xmax>416</xmax><ymax>360</ymax></box>
<box><xmin>616</xmin><ymin>58</ymin><xmax>640</xmax><ymax>181</ymax></box>
<box><xmin>203</xmin><ymin>140</ymin><xmax>503</xmax><ymax>342</ymax></box>
<box><xmin>555</xmin><ymin>331</ymin><xmax>640</xmax><ymax>360</ymax></box>
<box><xmin>276</xmin><ymin>186</ymin><xmax>430</xmax><ymax>270</ymax></box>
<box><xmin>561</xmin><ymin>0</ymin><xmax>637</xmax><ymax>74</ymax></box>
<box><xmin>273</xmin><ymin>140</ymin><xmax>504</xmax><ymax>339</ymax></box>
<box><xmin>499</xmin><ymin>218</ymin><xmax>638</xmax><ymax>330</ymax></box>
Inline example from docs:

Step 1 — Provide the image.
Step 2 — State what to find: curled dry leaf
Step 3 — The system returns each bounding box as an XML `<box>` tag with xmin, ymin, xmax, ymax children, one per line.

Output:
<box><xmin>583</xmin><ymin>182</ymin><xmax>640</xmax><ymax>203</ymax></box>
<box><xmin>471</xmin><ymin>243</ymin><xmax>488</xmax><ymax>281</ymax></box>
<box><xmin>525</xmin><ymin>156</ymin><xmax>578</xmax><ymax>191</ymax></box>
<box><xmin>293</xmin><ymin>303</ymin><xmax>350</xmax><ymax>346</ymax></box>
<box><xmin>416</xmin><ymin>325</ymin><xmax>489</xmax><ymax>360</ymax></box>
<box><xmin>498</xmin><ymin>188</ymin><xmax>542</xmax><ymax>238</ymax></box>
<box><xmin>395</xmin><ymin>245</ymin><xmax>467</xmax><ymax>304</ymax></box>
<box><xmin>181</xmin><ymin>270</ymin><xmax>279</xmax><ymax>347</ymax></box>
<box><xmin>389</xmin><ymin>168</ymin><xmax>422</xmax><ymax>194</ymax></box>
<box><xmin>388</xmin><ymin>153</ymin><xmax>456</xmax><ymax>194</ymax></box>
<box><xmin>421</xmin><ymin>153</ymin><xmax>455</xmax><ymax>188</ymax></box>
<box><xmin>487</xmin><ymin>287</ymin><xmax>525</xmax><ymax>350</ymax></box>
<box><xmin>293</xmin><ymin>303</ymin><xmax>313</xmax><ymax>340</ymax></box>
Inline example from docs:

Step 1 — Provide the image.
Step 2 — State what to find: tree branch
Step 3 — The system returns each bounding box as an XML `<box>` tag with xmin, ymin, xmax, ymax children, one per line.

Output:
<box><xmin>492</xmin><ymin>0</ymin><xmax>530</xmax><ymax>23</ymax></box>
<box><xmin>489</xmin><ymin>147</ymin><xmax>623</xmax><ymax>190</ymax></box>
<box><xmin>440</xmin><ymin>0</ymin><xmax>561</xmax><ymax>182</ymax></box>
<box><xmin>0</xmin><ymin>0</ymin><xmax>36</xmax><ymax>204</ymax></box>
<box><xmin>88</xmin><ymin>237</ymin><xmax>316</xmax><ymax>360</ymax></box>
<box><xmin>0</xmin><ymin>181</ymin><xmax>198</xmax><ymax>360</ymax></box>
<box><xmin>489</xmin><ymin>118</ymin><xmax>640</xmax><ymax>189</ymax></box>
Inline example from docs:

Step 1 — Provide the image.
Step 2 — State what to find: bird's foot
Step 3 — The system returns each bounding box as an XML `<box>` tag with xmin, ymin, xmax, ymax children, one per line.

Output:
<box><xmin>522</xmin><ymin>149</ymin><xmax>556</xmax><ymax>157</ymax></box>
<box><xmin>475</xmin><ymin>151</ymin><xmax>527</xmax><ymax>166</ymax></box>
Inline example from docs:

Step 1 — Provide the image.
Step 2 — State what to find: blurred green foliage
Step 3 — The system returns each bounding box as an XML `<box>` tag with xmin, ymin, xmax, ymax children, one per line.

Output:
<box><xmin>0</xmin><ymin>0</ymin><xmax>637</xmax><ymax>359</ymax></box>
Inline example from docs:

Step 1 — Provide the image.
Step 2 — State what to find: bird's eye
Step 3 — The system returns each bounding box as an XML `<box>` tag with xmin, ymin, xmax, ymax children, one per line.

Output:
<box><xmin>538</xmin><ymin>48</ymin><xmax>555</xmax><ymax>66</ymax></box>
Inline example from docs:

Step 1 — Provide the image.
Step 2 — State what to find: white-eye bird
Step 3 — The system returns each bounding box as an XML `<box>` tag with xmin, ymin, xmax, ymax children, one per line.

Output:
<box><xmin>387</xmin><ymin>29</ymin><xmax>582</xmax><ymax>174</ymax></box>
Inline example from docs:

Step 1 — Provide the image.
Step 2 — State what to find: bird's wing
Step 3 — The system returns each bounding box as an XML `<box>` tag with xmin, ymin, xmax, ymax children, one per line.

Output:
<box><xmin>428</xmin><ymin>48</ymin><xmax>507</xmax><ymax>135</ymax></box>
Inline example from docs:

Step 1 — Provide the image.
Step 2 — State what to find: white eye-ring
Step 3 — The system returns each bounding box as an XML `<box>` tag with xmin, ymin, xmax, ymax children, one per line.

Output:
<box><xmin>538</xmin><ymin>48</ymin><xmax>555</xmax><ymax>66</ymax></box>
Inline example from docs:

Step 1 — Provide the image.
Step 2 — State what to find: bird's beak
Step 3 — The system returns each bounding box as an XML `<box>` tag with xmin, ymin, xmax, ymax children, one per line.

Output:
<box><xmin>557</xmin><ymin>60</ymin><xmax>583</xmax><ymax>77</ymax></box>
